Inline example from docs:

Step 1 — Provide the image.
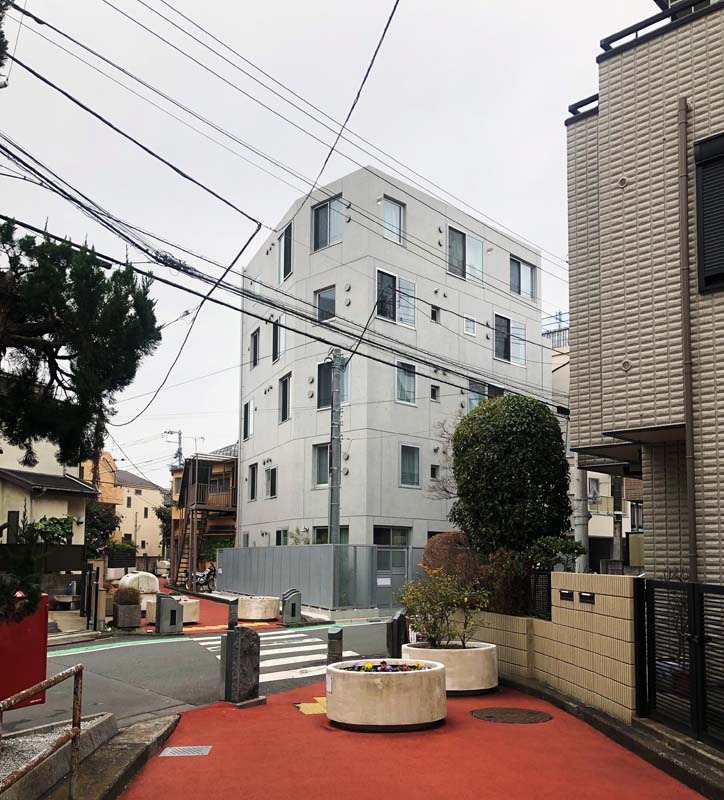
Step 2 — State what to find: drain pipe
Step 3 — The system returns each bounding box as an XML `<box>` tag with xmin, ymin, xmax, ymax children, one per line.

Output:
<box><xmin>677</xmin><ymin>96</ymin><xmax>698</xmax><ymax>582</ymax></box>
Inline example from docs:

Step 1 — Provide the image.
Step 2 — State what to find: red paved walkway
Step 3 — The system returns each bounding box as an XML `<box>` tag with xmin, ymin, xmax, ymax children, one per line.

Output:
<box><xmin>121</xmin><ymin>683</ymin><xmax>702</xmax><ymax>800</ymax></box>
<box><xmin>140</xmin><ymin>579</ymin><xmax>281</xmax><ymax>634</ymax></box>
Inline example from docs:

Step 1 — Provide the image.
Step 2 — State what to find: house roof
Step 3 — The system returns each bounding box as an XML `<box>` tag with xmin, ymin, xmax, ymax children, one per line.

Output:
<box><xmin>115</xmin><ymin>469</ymin><xmax>164</xmax><ymax>492</ymax></box>
<box><xmin>211</xmin><ymin>442</ymin><xmax>238</xmax><ymax>458</ymax></box>
<box><xmin>0</xmin><ymin>468</ymin><xmax>98</xmax><ymax>496</ymax></box>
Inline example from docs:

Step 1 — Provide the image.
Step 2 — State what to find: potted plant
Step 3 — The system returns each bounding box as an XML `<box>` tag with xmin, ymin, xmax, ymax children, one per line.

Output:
<box><xmin>112</xmin><ymin>586</ymin><xmax>142</xmax><ymax>629</ymax></box>
<box><xmin>400</xmin><ymin>570</ymin><xmax>497</xmax><ymax>694</ymax></box>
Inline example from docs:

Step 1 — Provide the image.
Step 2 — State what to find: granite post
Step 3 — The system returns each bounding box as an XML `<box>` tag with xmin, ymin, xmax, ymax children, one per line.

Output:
<box><xmin>220</xmin><ymin>627</ymin><xmax>260</xmax><ymax>703</ymax></box>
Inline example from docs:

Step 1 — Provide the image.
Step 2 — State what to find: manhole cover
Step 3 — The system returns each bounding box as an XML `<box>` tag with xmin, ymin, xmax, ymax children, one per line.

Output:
<box><xmin>470</xmin><ymin>707</ymin><xmax>552</xmax><ymax>724</ymax></box>
<box><xmin>160</xmin><ymin>746</ymin><xmax>212</xmax><ymax>757</ymax></box>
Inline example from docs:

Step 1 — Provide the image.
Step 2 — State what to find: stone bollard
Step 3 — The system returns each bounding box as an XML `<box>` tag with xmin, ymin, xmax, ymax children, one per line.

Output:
<box><xmin>220</xmin><ymin>627</ymin><xmax>260</xmax><ymax>704</ymax></box>
<box><xmin>387</xmin><ymin>609</ymin><xmax>407</xmax><ymax>658</ymax></box>
<box><xmin>228</xmin><ymin>599</ymin><xmax>239</xmax><ymax>630</ymax></box>
<box><xmin>327</xmin><ymin>626</ymin><xmax>343</xmax><ymax>664</ymax></box>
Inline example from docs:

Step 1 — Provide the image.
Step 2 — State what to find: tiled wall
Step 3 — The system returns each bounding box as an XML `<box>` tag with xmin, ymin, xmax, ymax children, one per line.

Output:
<box><xmin>477</xmin><ymin>573</ymin><xmax>638</xmax><ymax>723</ymax></box>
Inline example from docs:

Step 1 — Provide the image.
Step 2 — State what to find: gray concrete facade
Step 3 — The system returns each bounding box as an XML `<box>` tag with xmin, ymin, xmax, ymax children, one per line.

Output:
<box><xmin>236</xmin><ymin>167</ymin><xmax>550</xmax><ymax>549</ymax></box>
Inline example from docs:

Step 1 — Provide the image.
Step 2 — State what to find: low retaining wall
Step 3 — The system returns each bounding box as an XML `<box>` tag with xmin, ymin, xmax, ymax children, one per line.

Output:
<box><xmin>475</xmin><ymin>573</ymin><xmax>638</xmax><ymax>722</ymax></box>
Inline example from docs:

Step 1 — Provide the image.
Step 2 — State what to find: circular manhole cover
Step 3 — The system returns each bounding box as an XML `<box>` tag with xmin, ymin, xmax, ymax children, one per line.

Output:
<box><xmin>470</xmin><ymin>707</ymin><xmax>552</xmax><ymax>724</ymax></box>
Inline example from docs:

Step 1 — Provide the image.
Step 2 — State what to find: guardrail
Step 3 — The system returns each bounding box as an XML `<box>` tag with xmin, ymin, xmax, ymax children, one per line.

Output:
<box><xmin>0</xmin><ymin>664</ymin><xmax>84</xmax><ymax>799</ymax></box>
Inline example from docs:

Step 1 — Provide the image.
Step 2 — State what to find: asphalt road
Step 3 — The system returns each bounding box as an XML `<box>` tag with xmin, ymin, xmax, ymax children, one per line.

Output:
<box><xmin>4</xmin><ymin>621</ymin><xmax>388</xmax><ymax>733</ymax></box>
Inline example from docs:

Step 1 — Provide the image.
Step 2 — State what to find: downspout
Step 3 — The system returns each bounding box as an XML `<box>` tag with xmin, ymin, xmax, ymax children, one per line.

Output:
<box><xmin>677</xmin><ymin>96</ymin><xmax>698</xmax><ymax>581</ymax></box>
<box><xmin>235</xmin><ymin>268</ymin><xmax>246</xmax><ymax>548</ymax></box>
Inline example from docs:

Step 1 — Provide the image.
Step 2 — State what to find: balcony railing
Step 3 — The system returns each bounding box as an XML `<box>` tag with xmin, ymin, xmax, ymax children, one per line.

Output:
<box><xmin>190</xmin><ymin>483</ymin><xmax>236</xmax><ymax>508</ymax></box>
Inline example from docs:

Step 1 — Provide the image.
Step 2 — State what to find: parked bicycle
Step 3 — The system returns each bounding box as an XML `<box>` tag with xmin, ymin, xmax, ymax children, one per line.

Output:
<box><xmin>181</xmin><ymin>563</ymin><xmax>216</xmax><ymax>593</ymax></box>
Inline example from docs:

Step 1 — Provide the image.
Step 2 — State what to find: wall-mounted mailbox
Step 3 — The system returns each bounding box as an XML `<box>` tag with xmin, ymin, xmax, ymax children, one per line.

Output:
<box><xmin>579</xmin><ymin>592</ymin><xmax>596</xmax><ymax>605</ymax></box>
<box><xmin>559</xmin><ymin>590</ymin><xmax>574</xmax><ymax>602</ymax></box>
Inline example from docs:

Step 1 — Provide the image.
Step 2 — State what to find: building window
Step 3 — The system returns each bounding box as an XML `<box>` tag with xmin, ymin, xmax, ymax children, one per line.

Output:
<box><xmin>317</xmin><ymin>361</ymin><xmax>350</xmax><ymax>408</ymax></box>
<box><xmin>463</xmin><ymin>316</ymin><xmax>476</xmax><ymax>336</ymax></box>
<box><xmin>243</xmin><ymin>399</ymin><xmax>254</xmax><ymax>440</ymax></box>
<box><xmin>134</xmin><ymin>488</ymin><xmax>142</xmax><ymax>495</ymax></box>
<box><xmin>143</xmin><ymin>507</ymin><xmax>149</xmax><ymax>519</ymax></box>
<box><xmin>630</xmin><ymin>501</ymin><xmax>644</xmax><ymax>532</ymax></box>
<box><xmin>400</xmin><ymin>444</ymin><xmax>420</xmax><ymax>487</ymax></box>
<box><xmin>447</xmin><ymin>228</ymin><xmax>483</xmax><ymax>282</ymax></box>
<box><xmin>431</xmin><ymin>305</ymin><xmax>440</xmax><ymax>324</ymax></box>
<box><xmin>383</xmin><ymin>197</ymin><xmax>404</xmax><ymax>243</ymax></box>
<box><xmin>173</xmin><ymin>477</ymin><xmax>181</xmax><ymax>495</ymax></box>
<box><xmin>315</xmin><ymin>286</ymin><xmax>336</xmax><ymax>322</ymax></box>
<box><xmin>467</xmin><ymin>380</ymin><xmax>487</xmax><ymax>412</ymax></box>
<box><xmin>250</xmin><ymin>328</ymin><xmax>260</xmax><ymax>369</ymax></box>
<box><xmin>242</xmin><ymin>532</ymin><xmax>249</xmax><ymax>547</ymax></box>
<box><xmin>278</xmin><ymin>223</ymin><xmax>292</xmax><ymax>283</ymax></box>
<box><xmin>375</xmin><ymin>270</ymin><xmax>415</xmax><ymax>326</ymax></box>
<box><xmin>430</xmin><ymin>384</ymin><xmax>440</xmax><ymax>402</ymax></box>
<box><xmin>695</xmin><ymin>132</ymin><xmax>724</xmax><ymax>291</ymax></box>
<box><xmin>313</xmin><ymin>196</ymin><xmax>344</xmax><ymax>251</ymax></box>
<box><xmin>275</xmin><ymin>529</ymin><xmax>288</xmax><ymax>546</ymax></box>
<box><xmin>126</xmin><ymin>496</ymin><xmax>131</xmax><ymax>508</ymax></box>
<box><xmin>510</xmin><ymin>256</ymin><xmax>535</xmax><ymax>299</ymax></box>
<box><xmin>123</xmin><ymin>533</ymin><xmax>132</xmax><ymax>544</ymax></box>
<box><xmin>248</xmin><ymin>463</ymin><xmax>258</xmax><ymax>501</ymax></box>
<box><xmin>313</xmin><ymin>443</ymin><xmax>329</xmax><ymax>486</ymax></box>
<box><xmin>313</xmin><ymin>526</ymin><xmax>349</xmax><ymax>544</ymax></box>
<box><xmin>488</xmin><ymin>384</ymin><xmax>505</xmax><ymax>398</ymax></box>
<box><xmin>265</xmin><ymin>466</ymin><xmax>277</xmax><ymax>498</ymax></box>
<box><xmin>140</xmin><ymin>540</ymin><xmax>146</xmax><ymax>550</ymax></box>
<box><xmin>494</xmin><ymin>314</ymin><xmax>526</xmax><ymax>366</ymax></box>
<box><xmin>396</xmin><ymin>361</ymin><xmax>416</xmax><ymax>404</ymax></box>
<box><xmin>588</xmin><ymin>477</ymin><xmax>601</xmax><ymax>503</ymax></box>
<box><xmin>430</xmin><ymin>464</ymin><xmax>439</xmax><ymax>480</ymax></box>
<box><xmin>373</xmin><ymin>526</ymin><xmax>410</xmax><ymax>546</ymax></box>
<box><xmin>279</xmin><ymin>373</ymin><xmax>291</xmax><ymax>423</ymax></box>
<box><xmin>272</xmin><ymin>316</ymin><xmax>286</xmax><ymax>362</ymax></box>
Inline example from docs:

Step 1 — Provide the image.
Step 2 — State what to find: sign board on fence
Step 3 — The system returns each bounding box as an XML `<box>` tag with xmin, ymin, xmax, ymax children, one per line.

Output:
<box><xmin>376</xmin><ymin>576</ymin><xmax>391</xmax><ymax>587</ymax></box>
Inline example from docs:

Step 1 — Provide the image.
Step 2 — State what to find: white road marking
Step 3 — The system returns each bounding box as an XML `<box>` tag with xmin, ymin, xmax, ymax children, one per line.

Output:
<box><xmin>260</xmin><ymin>650</ymin><xmax>357</xmax><ymax>669</ymax></box>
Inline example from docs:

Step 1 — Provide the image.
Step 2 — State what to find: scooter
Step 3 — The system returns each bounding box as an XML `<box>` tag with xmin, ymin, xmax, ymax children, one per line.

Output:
<box><xmin>181</xmin><ymin>563</ymin><xmax>216</xmax><ymax>593</ymax></box>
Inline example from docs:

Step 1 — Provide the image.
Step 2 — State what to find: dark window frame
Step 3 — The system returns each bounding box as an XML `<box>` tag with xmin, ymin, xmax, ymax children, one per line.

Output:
<box><xmin>279</xmin><ymin>373</ymin><xmax>291</xmax><ymax>423</ymax></box>
<box><xmin>248</xmin><ymin>463</ymin><xmax>258</xmax><ymax>501</ymax></box>
<box><xmin>315</xmin><ymin>286</ymin><xmax>336</xmax><ymax>322</ymax></box>
<box><xmin>278</xmin><ymin>223</ymin><xmax>293</xmax><ymax>283</ymax></box>
<box><xmin>250</xmin><ymin>327</ymin><xmax>260</xmax><ymax>369</ymax></box>
<box><xmin>695</xmin><ymin>132</ymin><xmax>724</xmax><ymax>292</ymax></box>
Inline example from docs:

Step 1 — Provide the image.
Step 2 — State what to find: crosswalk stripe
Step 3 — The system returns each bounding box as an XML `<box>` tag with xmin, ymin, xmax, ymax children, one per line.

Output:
<box><xmin>257</xmin><ymin>643</ymin><xmax>327</xmax><ymax>657</ymax></box>
<box><xmin>258</xmin><ymin>653</ymin><xmax>358</xmax><ymax>684</ymax></box>
<box><xmin>196</xmin><ymin>636</ymin><xmax>322</xmax><ymax>650</ymax></box>
<box><xmin>260</xmin><ymin>650</ymin><xmax>357</xmax><ymax>669</ymax></box>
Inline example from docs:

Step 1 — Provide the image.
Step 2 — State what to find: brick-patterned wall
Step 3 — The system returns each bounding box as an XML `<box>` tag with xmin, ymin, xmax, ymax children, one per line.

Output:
<box><xmin>643</xmin><ymin>442</ymin><xmax>690</xmax><ymax>577</ymax></box>
<box><xmin>624</xmin><ymin>477</ymin><xmax>643</xmax><ymax>503</ymax></box>
<box><xmin>476</xmin><ymin>573</ymin><xmax>638</xmax><ymax>723</ymax></box>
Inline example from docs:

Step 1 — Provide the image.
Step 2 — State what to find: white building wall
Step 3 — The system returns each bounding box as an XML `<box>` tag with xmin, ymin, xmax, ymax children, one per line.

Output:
<box><xmin>237</xmin><ymin>168</ymin><xmax>551</xmax><ymax>548</ymax></box>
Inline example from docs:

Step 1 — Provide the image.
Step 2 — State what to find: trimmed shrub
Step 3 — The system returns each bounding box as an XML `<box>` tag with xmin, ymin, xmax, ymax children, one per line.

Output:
<box><xmin>422</xmin><ymin>532</ymin><xmax>481</xmax><ymax>584</ymax></box>
<box><xmin>480</xmin><ymin>548</ymin><xmax>531</xmax><ymax>616</ymax></box>
<box><xmin>114</xmin><ymin>586</ymin><xmax>141</xmax><ymax>606</ymax></box>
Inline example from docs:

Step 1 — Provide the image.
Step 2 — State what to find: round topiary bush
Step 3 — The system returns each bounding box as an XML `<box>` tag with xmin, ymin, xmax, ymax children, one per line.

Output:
<box><xmin>422</xmin><ymin>532</ymin><xmax>481</xmax><ymax>584</ymax></box>
<box><xmin>114</xmin><ymin>586</ymin><xmax>141</xmax><ymax>606</ymax></box>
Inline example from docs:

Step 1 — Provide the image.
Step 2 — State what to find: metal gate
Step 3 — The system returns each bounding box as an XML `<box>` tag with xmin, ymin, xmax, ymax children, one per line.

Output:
<box><xmin>645</xmin><ymin>579</ymin><xmax>724</xmax><ymax>747</ymax></box>
<box><xmin>375</xmin><ymin>547</ymin><xmax>408</xmax><ymax>608</ymax></box>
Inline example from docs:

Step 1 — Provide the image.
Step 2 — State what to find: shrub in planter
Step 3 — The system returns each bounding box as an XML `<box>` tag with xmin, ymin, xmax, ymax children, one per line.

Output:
<box><xmin>113</xmin><ymin>586</ymin><xmax>142</xmax><ymax>629</ymax></box>
<box><xmin>479</xmin><ymin>548</ymin><xmax>530</xmax><ymax>616</ymax></box>
<box><xmin>399</xmin><ymin>572</ymin><xmax>496</xmax><ymax>694</ymax></box>
<box><xmin>422</xmin><ymin>532</ymin><xmax>481</xmax><ymax>585</ymax></box>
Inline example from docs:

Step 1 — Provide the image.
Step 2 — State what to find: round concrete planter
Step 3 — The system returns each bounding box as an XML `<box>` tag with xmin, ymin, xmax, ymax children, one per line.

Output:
<box><xmin>326</xmin><ymin>659</ymin><xmax>446</xmax><ymax>731</ymax></box>
<box><xmin>237</xmin><ymin>595</ymin><xmax>279</xmax><ymax>621</ymax></box>
<box><xmin>401</xmin><ymin>642</ymin><xmax>498</xmax><ymax>695</ymax></box>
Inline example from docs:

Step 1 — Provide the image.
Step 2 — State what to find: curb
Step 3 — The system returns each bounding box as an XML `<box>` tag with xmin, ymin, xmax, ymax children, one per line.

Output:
<box><xmin>502</xmin><ymin>676</ymin><xmax>724</xmax><ymax>800</ymax></box>
<box><xmin>47</xmin><ymin>631</ymin><xmax>111</xmax><ymax>648</ymax></box>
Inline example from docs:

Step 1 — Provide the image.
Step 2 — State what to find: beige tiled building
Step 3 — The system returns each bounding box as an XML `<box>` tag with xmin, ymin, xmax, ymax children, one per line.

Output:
<box><xmin>567</xmin><ymin>0</ymin><xmax>724</xmax><ymax>583</ymax></box>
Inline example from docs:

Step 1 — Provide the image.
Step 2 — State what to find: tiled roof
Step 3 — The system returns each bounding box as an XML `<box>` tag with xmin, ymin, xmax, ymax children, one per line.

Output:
<box><xmin>0</xmin><ymin>468</ymin><xmax>98</xmax><ymax>496</ymax></box>
<box><xmin>115</xmin><ymin>469</ymin><xmax>164</xmax><ymax>491</ymax></box>
<box><xmin>211</xmin><ymin>442</ymin><xmax>238</xmax><ymax>458</ymax></box>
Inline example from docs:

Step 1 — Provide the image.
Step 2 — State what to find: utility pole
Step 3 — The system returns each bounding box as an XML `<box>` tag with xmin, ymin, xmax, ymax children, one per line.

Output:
<box><xmin>164</xmin><ymin>430</ymin><xmax>183</xmax><ymax>467</ymax></box>
<box><xmin>328</xmin><ymin>349</ymin><xmax>344</xmax><ymax>544</ymax></box>
<box><xmin>573</xmin><ymin>464</ymin><xmax>590</xmax><ymax>573</ymax></box>
<box><xmin>612</xmin><ymin>475</ymin><xmax>624</xmax><ymax>563</ymax></box>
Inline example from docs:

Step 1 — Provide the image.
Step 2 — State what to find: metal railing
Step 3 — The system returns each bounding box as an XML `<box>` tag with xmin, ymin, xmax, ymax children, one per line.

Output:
<box><xmin>0</xmin><ymin>664</ymin><xmax>84</xmax><ymax>799</ymax></box>
<box><xmin>190</xmin><ymin>483</ymin><xmax>235</xmax><ymax>508</ymax></box>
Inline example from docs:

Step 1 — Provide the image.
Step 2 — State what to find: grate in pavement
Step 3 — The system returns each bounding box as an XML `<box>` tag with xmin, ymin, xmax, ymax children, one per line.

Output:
<box><xmin>160</xmin><ymin>745</ymin><xmax>212</xmax><ymax>757</ymax></box>
<box><xmin>470</xmin><ymin>708</ymin><xmax>552</xmax><ymax>724</ymax></box>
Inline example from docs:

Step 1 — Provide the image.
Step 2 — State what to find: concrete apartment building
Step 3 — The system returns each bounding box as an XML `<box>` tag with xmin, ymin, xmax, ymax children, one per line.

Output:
<box><xmin>236</xmin><ymin>167</ymin><xmax>552</xmax><ymax>549</ymax></box>
<box><xmin>116</xmin><ymin>470</ymin><xmax>165</xmax><ymax>556</ymax></box>
<box><xmin>567</xmin><ymin>0</ymin><xmax>724</xmax><ymax>583</ymax></box>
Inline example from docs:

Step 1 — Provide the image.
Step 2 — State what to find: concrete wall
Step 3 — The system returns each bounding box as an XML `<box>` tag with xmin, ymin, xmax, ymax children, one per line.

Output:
<box><xmin>477</xmin><ymin>573</ymin><xmax>638</xmax><ymax>722</ymax></box>
<box><xmin>237</xmin><ymin>167</ymin><xmax>551</xmax><ymax>548</ymax></box>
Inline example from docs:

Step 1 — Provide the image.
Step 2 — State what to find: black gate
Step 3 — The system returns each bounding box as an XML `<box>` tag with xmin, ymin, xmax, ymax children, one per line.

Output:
<box><xmin>644</xmin><ymin>579</ymin><xmax>724</xmax><ymax>747</ymax></box>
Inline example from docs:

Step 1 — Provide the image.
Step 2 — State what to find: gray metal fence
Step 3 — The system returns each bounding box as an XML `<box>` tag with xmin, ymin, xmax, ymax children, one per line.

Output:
<box><xmin>217</xmin><ymin>544</ymin><xmax>424</xmax><ymax>610</ymax></box>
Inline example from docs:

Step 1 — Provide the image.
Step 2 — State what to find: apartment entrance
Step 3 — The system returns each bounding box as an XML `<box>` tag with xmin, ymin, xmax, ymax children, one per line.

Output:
<box><xmin>373</xmin><ymin>527</ymin><xmax>410</xmax><ymax>608</ymax></box>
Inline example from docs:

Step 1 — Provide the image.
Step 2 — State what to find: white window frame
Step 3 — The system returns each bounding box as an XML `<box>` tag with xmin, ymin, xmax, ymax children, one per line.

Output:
<box><xmin>383</xmin><ymin>196</ymin><xmax>405</xmax><ymax>244</ymax></box>
<box><xmin>242</xmin><ymin>398</ymin><xmax>254</xmax><ymax>440</ymax></box>
<box><xmin>430</xmin><ymin>384</ymin><xmax>440</xmax><ymax>402</ymax></box>
<box><xmin>510</xmin><ymin>255</ymin><xmax>535</xmax><ymax>300</ymax></box>
<box><xmin>447</xmin><ymin>227</ymin><xmax>484</xmax><ymax>283</ymax></box>
<box><xmin>316</xmin><ymin>360</ymin><xmax>350</xmax><ymax>409</ymax></box>
<box><xmin>312</xmin><ymin>195</ymin><xmax>344</xmax><ymax>252</ymax></box>
<box><xmin>375</xmin><ymin>269</ymin><xmax>416</xmax><ymax>328</ymax></box>
<box><xmin>493</xmin><ymin>313</ymin><xmax>527</xmax><ymax>368</ymax></box>
<box><xmin>399</xmin><ymin>443</ymin><xmax>421</xmax><ymax>488</ymax></box>
<box><xmin>395</xmin><ymin>361</ymin><xmax>416</xmax><ymax>406</ymax></box>
<box><xmin>275</xmin><ymin>528</ymin><xmax>288</xmax><ymax>546</ymax></box>
<box><xmin>313</xmin><ymin>443</ymin><xmax>330</xmax><ymax>487</ymax></box>
<box><xmin>463</xmin><ymin>315</ymin><xmax>476</xmax><ymax>336</ymax></box>
<box><xmin>467</xmin><ymin>379</ymin><xmax>487</xmax><ymax>412</ymax></box>
<box><xmin>279</xmin><ymin>373</ymin><xmax>292</xmax><ymax>424</ymax></box>
<box><xmin>315</xmin><ymin>285</ymin><xmax>336</xmax><ymax>323</ymax></box>
<box><xmin>278</xmin><ymin>223</ymin><xmax>293</xmax><ymax>284</ymax></box>
<box><xmin>430</xmin><ymin>464</ymin><xmax>440</xmax><ymax>480</ymax></box>
<box><xmin>431</xmin><ymin>305</ymin><xmax>441</xmax><ymax>324</ymax></box>
<box><xmin>265</xmin><ymin>465</ymin><xmax>278</xmax><ymax>499</ymax></box>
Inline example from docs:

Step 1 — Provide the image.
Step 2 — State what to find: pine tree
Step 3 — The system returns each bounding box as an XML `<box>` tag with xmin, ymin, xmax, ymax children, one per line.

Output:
<box><xmin>1</xmin><ymin>1</ymin><xmax>10</xmax><ymax>72</ymax></box>
<box><xmin>0</xmin><ymin>223</ymin><xmax>161</xmax><ymax>465</ymax></box>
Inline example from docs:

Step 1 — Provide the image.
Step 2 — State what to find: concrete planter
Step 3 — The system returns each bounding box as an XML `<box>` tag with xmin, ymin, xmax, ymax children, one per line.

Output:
<box><xmin>237</xmin><ymin>595</ymin><xmax>279</xmax><ymax>621</ymax></box>
<box><xmin>112</xmin><ymin>603</ymin><xmax>142</xmax><ymax>629</ymax></box>
<box><xmin>326</xmin><ymin>659</ymin><xmax>446</xmax><ymax>731</ymax></box>
<box><xmin>146</xmin><ymin>596</ymin><xmax>199</xmax><ymax>624</ymax></box>
<box><xmin>401</xmin><ymin>642</ymin><xmax>498</xmax><ymax>694</ymax></box>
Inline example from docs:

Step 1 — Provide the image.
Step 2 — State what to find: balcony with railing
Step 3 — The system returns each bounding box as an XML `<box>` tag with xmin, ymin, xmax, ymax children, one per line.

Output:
<box><xmin>188</xmin><ymin>482</ymin><xmax>236</xmax><ymax>510</ymax></box>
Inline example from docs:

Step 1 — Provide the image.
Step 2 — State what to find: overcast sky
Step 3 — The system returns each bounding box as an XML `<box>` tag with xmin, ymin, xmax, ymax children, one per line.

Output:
<box><xmin>1</xmin><ymin>0</ymin><xmax>655</xmax><ymax>486</ymax></box>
